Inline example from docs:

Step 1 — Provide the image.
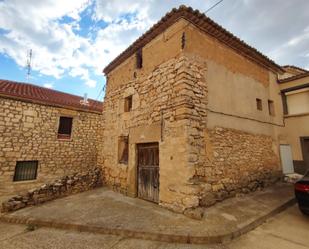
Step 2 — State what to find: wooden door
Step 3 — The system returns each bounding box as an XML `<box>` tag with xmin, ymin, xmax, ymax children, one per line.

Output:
<box><xmin>137</xmin><ymin>143</ymin><xmax>159</xmax><ymax>203</ymax></box>
<box><xmin>301</xmin><ymin>137</ymin><xmax>309</xmax><ymax>170</ymax></box>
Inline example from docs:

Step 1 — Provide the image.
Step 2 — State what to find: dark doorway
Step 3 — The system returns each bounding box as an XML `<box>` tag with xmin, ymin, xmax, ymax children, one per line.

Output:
<box><xmin>137</xmin><ymin>143</ymin><xmax>159</xmax><ymax>203</ymax></box>
<box><xmin>301</xmin><ymin>137</ymin><xmax>309</xmax><ymax>171</ymax></box>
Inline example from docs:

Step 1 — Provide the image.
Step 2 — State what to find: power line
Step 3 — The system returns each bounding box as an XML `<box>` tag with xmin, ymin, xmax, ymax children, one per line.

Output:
<box><xmin>166</xmin><ymin>0</ymin><xmax>225</xmax><ymax>42</ymax></box>
<box><xmin>95</xmin><ymin>83</ymin><xmax>106</xmax><ymax>101</ymax></box>
<box><xmin>205</xmin><ymin>0</ymin><xmax>224</xmax><ymax>14</ymax></box>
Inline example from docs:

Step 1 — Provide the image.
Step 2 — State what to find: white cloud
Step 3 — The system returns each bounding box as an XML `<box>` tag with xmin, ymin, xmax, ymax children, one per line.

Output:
<box><xmin>43</xmin><ymin>83</ymin><xmax>53</xmax><ymax>89</ymax></box>
<box><xmin>0</xmin><ymin>0</ymin><xmax>94</xmax><ymax>86</ymax></box>
<box><xmin>85</xmin><ymin>79</ymin><xmax>96</xmax><ymax>88</ymax></box>
<box><xmin>0</xmin><ymin>0</ymin><xmax>308</xmax><ymax>89</ymax></box>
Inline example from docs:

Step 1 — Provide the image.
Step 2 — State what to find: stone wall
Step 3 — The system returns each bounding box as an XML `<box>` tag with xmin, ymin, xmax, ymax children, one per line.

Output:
<box><xmin>101</xmin><ymin>18</ymin><xmax>283</xmax><ymax>214</ymax></box>
<box><xmin>0</xmin><ymin>97</ymin><xmax>103</xmax><ymax>197</ymax></box>
<box><xmin>194</xmin><ymin>127</ymin><xmax>282</xmax><ymax>208</ymax></box>
<box><xmin>1</xmin><ymin>168</ymin><xmax>102</xmax><ymax>212</ymax></box>
<box><xmin>102</xmin><ymin>51</ymin><xmax>282</xmax><ymax>213</ymax></box>
<box><xmin>101</xmin><ymin>54</ymin><xmax>208</xmax><ymax>211</ymax></box>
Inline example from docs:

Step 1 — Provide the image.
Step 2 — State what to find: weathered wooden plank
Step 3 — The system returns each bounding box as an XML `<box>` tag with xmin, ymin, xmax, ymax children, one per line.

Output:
<box><xmin>137</xmin><ymin>143</ymin><xmax>159</xmax><ymax>203</ymax></box>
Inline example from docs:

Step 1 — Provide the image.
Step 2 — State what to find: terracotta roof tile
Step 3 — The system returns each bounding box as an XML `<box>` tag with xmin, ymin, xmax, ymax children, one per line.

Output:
<box><xmin>278</xmin><ymin>71</ymin><xmax>309</xmax><ymax>84</ymax></box>
<box><xmin>103</xmin><ymin>5</ymin><xmax>283</xmax><ymax>74</ymax></box>
<box><xmin>282</xmin><ymin>65</ymin><xmax>308</xmax><ymax>73</ymax></box>
<box><xmin>0</xmin><ymin>79</ymin><xmax>103</xmax><ymax>113</ymax></box>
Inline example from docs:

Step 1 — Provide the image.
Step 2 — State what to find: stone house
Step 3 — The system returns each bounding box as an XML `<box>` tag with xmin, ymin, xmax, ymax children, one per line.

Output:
<box><xmin>0</xmin><ymin>79</ymin><xmax>103</xmax><ymax>199</ymax></box>
<box><xmin>100</xmin><ymin>6</ymin><xmax>285</xmax><ymax>212</ymax></box>
<box><xmin>277</xmin><ymin>66</ymin><xmax>309</xmax><ymax>174</ymax></box>
<box><xmin>1</xmin><ymin>5</ymin><xmax>308</xmax><ymax>215</ymax></box>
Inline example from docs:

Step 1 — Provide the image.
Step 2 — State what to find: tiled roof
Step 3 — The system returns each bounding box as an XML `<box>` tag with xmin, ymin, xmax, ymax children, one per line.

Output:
<box><xmin>278</xmin><ymin>71</ymin><xmax>309</xmax><ymax>84</ymax></box>
<box><xmin>0</xmin><ymin>79</ymin><xmax>103</xmax><ymax>113</ymax></box>
<box><xmin>282</xmin><ymin>65</ymin><xmax>308</xmax><ymax>73</ymax></box>
<box><xmin>103</xmin><ymin>5</ymin><xmax>283</xmax><ymax>74</ymax></box>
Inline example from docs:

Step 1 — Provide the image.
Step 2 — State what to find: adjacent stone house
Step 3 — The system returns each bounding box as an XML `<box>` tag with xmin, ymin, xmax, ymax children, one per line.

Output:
<box><xmin>0</xmin><ymin>80</ymin><xmax>103</xmax><ymax>199</ymax></box>
<box><xmin>100</xmin><ymin>6</ymin><xmax>284</xmax><ymax>212</ymax></box>
<box><xmin>278</xmin><ymin>67</ymin><xmax>309</xmax><ymax>174</ymax></box>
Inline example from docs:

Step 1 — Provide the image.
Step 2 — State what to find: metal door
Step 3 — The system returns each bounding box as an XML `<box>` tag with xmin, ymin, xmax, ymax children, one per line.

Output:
<box><xmin>280</xmin><ymin>144</ymin><xmax>294</xmax><ymax>174</ymax></box>
<box><xmin>137</xmin><ymin>143</ymin><xmax>159</xmax><ymax>203</ymax></box>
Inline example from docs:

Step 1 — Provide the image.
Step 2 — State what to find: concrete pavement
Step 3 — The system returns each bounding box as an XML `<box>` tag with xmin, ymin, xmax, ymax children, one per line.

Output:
<box><xmin>228</xmin><ymin>205</ymin><xmax>309</xmax><ymax>249</ymax></box>
<box><xmin>0</xmin><ymin>183</ymin><xmax>295</xmax><ymax>244</ymax></box>
<box><xmin>0</xmin><ymin>205</ymin><xmax>308</xmax><ymax>249</ymax></box>
<box><xmin>0</xmin><ymin>223</ymin><xmax>225</xmax><ymax>249</ymax></box>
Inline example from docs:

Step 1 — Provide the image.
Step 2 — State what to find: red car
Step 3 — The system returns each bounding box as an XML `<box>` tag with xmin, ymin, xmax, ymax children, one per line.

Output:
<box><xmin>295</xmin><ymin>171</ymin><xmax>309</xmax><ymax>215</ymax></box>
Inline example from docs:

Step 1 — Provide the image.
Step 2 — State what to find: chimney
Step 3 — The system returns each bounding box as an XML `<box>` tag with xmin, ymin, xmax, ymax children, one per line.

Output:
<box><xmin>80</xmin><ymin>93</ymin><xmax>89</xmax><ymax>105</ymax></box>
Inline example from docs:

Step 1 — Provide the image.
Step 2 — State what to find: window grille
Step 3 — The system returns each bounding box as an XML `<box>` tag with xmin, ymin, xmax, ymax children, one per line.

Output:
<box><xmin>13</xmin><ymin>161</ymin><xmax>38</xmax><ymax>181</ymax></box>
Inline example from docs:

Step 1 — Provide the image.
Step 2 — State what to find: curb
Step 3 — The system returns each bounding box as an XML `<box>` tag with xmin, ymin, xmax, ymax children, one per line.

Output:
<box><xmin>0</xmin><ymin>198</ymin><xmax>296</xmax><ymax>244</ymax></box>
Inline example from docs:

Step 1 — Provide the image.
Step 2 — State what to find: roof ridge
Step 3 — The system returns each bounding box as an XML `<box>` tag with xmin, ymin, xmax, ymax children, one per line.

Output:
<box><xmin>0</xmin><ymin>79</ymin><xmax>102</xmax><ymax>104</ymax></box>
<box><xmin>103</xmin><ymin>5</ymin><xmax>283</xmax><ymax>74</ymax></box>
<box><xmin>0</xmin><ymin>79</ymin><xmax>103</xmax><ymax>113</ymax></box>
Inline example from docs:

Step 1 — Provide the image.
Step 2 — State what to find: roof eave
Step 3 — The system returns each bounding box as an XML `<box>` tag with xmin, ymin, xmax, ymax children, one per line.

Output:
<box><xmin>103</xmin><ymin>6</ymin><xmax>283</xmax><ymax>75</ymax></box>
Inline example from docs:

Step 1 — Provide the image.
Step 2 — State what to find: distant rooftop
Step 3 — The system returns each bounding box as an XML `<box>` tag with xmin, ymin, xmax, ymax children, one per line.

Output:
<box><xmin>282</xmin><ymin>65</ymin><xmax>308</xmax><ymax>73</ymax></box>
<box><xmin>0</xmin><ymin>79</ymin><xmax>103</xmax><ymax>113</ymax></box>
<box><xmin>278</xmin><ymin>71</ymin><xmax>309</xmax><ymax>84</ymax></box>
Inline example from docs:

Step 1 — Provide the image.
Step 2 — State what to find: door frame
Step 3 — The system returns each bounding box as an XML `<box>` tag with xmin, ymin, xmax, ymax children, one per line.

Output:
<box><xmin>136</xmin><ymin>142</ymin><xmax>159</xmax><ymax>203</ymax></box>
<box><xmin>279</xmin><ymin>144</ymin><xmax>294</xmax><ymax>174</ymax></box>
<box><xmin>300</xmin><ymin>137</ymin><xmax>309</xmax><ymax>168</ymax></box>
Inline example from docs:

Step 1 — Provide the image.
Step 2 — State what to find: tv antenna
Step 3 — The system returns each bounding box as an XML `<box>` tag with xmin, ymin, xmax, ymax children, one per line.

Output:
<box><xmin>26</xmin><ymin>49</ymin><xmax>32</xmax><ymax>82</ymax></box>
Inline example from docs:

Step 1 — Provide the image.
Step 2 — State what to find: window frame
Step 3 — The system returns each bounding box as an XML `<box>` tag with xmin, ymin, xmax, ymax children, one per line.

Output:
<box><xmin>136</xmin><ymin>48</ymin><xmax>143</xmax><ymax>69</ymax></box>
<box><xmin>57</xmin><ymin>116</ymin><xmax>73</xmax><ymax>139</ymax></box>
<box><xmin>13</xmin><ymin>160</ymin><xmax>38</xmax><ymax>182</ymax></box>
<box><xmin>256</xmin><ymin>98</ymin><xmax>263</xmax><ymax>111</ymax></box>
<box><xmin>268</xmin><ymin>100</ymin><xmax>275</xmax><ymax>116</ymax></box>
<box><xmin>124</xmin><ymin>95</ymin><xmax>133</xmax><ymax>112</ymax></box>
<box><xmin>118</xmin><ymin>136</ymin><xmax>129</xmax><ymax>164</ymax></box>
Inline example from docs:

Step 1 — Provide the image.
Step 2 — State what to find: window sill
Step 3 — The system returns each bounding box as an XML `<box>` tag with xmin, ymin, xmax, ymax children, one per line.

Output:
<box><xmin>118</xmin><ymin>162</ymin><xmax>128</xmax><ymax>167</ymax></box>
<box><xmin>13</xmin><ymin>179</ymin><xmax>37</xmax><ymax>184</ymax></box>
<box><xmin>57</xmin><ymin>134</ymin><xmax>72</xmax><ymax>140</ymax></box>
<box><xmin>284</xmin><ymin>112</ymin><xmax>309</xmax><ymax>118</ymax></box>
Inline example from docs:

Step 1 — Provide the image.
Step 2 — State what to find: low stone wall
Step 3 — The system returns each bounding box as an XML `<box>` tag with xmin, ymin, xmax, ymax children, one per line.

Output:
<box><xmin>1</xmin><ymin>168</ymin><xmax>102</xmax><ymax>213</ymax></box>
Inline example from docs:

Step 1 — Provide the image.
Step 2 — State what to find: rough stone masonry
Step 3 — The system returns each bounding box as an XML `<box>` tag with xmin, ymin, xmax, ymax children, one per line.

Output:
<box><xmin>101</xmin><ymin>52</ymin><xmax>281</xmax><ymax>214</ymax></box>
<box><xmin>1</xmin><ymin>168</ymin><xmax>102</xmax><ymax>212</ymax></box>
<box><xmin>0</xmin><ymin>97</ymin><xmax>104</xmax><ymax>198</ymax></box>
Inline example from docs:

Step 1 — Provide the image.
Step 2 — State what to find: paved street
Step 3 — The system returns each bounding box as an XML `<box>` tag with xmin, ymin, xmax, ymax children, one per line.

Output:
<box><xmin>228</xmin><ymin>205</ymin><xmax>309</xmax><ymax>249</ymax></box>
<box><xmin>0</xmin><ymin>205</ymin><xmax>308</xmax><ymax>249</ymax></box>
<box><xmin>0</xmin><ymin>185</ymin><xmax>294</xmax><ymax>243</ymax></box>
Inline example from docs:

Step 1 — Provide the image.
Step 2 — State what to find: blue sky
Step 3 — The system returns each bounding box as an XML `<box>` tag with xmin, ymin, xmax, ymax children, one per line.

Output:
<box><xmin>0</xmin><ymin>0</ymin><xmax>308</xmax><ymax>101</ymax></box>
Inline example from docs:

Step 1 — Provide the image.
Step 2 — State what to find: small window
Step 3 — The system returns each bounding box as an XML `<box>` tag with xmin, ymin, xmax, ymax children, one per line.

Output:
<box><xmin>256</xmin><ymin>98</ymin><xmax>262</xmax><ymax>111</ymax></box>
<box><xmin>118</xmin><ymin>136</ymin><xmax>129</xmax><ymax>164</ymax></box>
<box><xmin>268</xmin><ymin>100</ymin><xmax>275</xmax><ymax>116</ymax></box>
<box><xmin>136</xmin><ymin>49</ymin><xmax>143</xmax><ymax>69</ymax></box>
<box><xmin>124</xmin><ymin>95</ymin><xmax>133</xmax><ymax>112</ymax></box>
<box><xmin>58</xmin><ymin>116</ymin><xmax>73</xmax><ymax>139</ymax></box>
<box><xmin>14</xmin><ymin>161</ymin><xmax>38</xmax><ymax>181</ymax></box>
